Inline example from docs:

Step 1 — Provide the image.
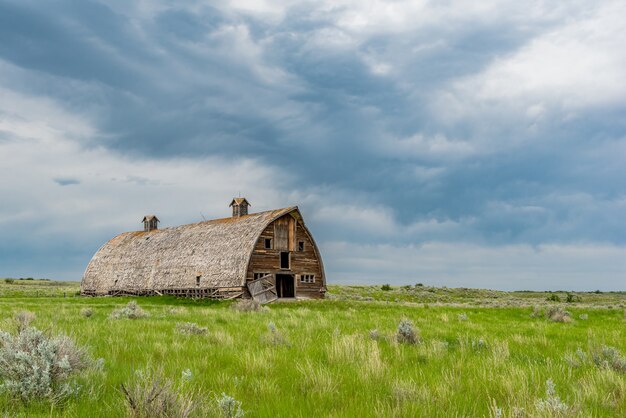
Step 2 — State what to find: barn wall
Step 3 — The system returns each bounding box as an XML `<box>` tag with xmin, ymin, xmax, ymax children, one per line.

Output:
<box><xmin>247</xmin><ymin>214</ymin><xmax>325</xmax><ymax>298</ymax></box>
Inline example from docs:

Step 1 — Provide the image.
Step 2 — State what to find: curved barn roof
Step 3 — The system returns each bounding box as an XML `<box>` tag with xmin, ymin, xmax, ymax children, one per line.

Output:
<box><xmin>81</xmin><ymin>207</ymin><xmax>298</xmax><ymax>295</ymax></box>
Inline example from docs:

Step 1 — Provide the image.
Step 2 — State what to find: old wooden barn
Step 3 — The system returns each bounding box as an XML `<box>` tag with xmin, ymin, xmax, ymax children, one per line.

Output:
<box><xmin>81</xmin><ymin>198</ymin><xmax>326</xmax><ymax>302</ymax></box>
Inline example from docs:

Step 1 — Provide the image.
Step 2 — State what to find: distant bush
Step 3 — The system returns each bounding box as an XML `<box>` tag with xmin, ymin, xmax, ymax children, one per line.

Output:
<box><xmin>121</xmin><ymin>369</ymin><xmax>197</xmax><ymax>418</ymax></box>
<box><xmin>381</xmin><ymin>284</ymin><xmax>392</xmax><ymax>291</ymax></box>
<box><xmin>415</xmin><ymin>283</ymin><xmax>424</xmax><ymax>287</ymax></box>
<box><xmin>396</xmin><ymin>319</ymin><xmax>419</xmax><ymax>344</ymax></box>
<box><xmin>4</xmin><ymin>278</ymin><xmax>14</xmax><ymax>284</ymax></box>
<box><xmin>0</xmin><ymin>326</ymin><xmax>89</xmax><ymax>403</ymax></box>
<box><xmin>176</xmin><ymin>322</ymin><xmax>208</xmax><ymax>335</ymax></box>
<box><xmin>232</xmin><ymin>299</ymin><xmax>262</xmax><ymax>312</ymax></box>
<box><xmin>546</xmin><ymin>306</ymin><xmax>572</xmax><ymax>323</ymax></box>
<box><xmin>546</xmin><ymin>294</ymin><xmax>561</xmax><ymax>302</ymax></box>
<box><xmin>110</xmin><ymin>301</ymin><xmax>148</xmax><ymax>319</ymax></box>
<box><xmin>81</xmin><ymin>308</ymin><xmax>93</xmax><ymax>318</ymax></box>
<box><xmin>565</xmin><ymin>293</ymin><xmax>580</xmax><ymax>303</ymax></box>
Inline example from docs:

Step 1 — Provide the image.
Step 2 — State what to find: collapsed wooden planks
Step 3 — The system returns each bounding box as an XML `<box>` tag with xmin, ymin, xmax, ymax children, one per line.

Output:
<box><xmin>82</xmin><ymin>287</ymin><xmax>245</xmax><ymax>299</ymax></box>
<box><xmin>247</xmin><ymin>274</ymin><xmax>277</xmax><ymax>304</ymax></box>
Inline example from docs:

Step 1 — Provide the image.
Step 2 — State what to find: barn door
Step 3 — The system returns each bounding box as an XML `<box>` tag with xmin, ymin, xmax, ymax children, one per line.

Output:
<box><xmin>274</xmin><ymin>216</ymin><xmax>295</xmax><ymax>251</ymax></box>
<box><xmin>247</xmin><ymin>274</ymin><xmax>278</xmax><ymax>304</ymax></box>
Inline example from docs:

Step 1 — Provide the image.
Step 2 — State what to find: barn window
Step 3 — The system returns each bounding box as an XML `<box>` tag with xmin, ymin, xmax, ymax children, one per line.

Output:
<box><xmin>298</xmin><ymin>241</ymin><xmax>305</xmax><ymax>252</ymax></box>
<box><xmin>280</xmin><ymin>252</ymin><xmax>290</xmax><ymax>269</ymax></box>
<box><xmin>264</xmin><ymin>238</ymin><xmax>272</xmax><ymax>249</ymax></box>
<box><xmin>196</xmin><ymin>276</ymin><xmax>201</xmax><ymax>287</ymax></box>
<box><xmin>254</xmin><ymin>272</ymin><xmax>270</xmax><ymax>280</ymax></box>
<box><xmin>300</xmin><ymin>274</ymin><xmax>315</xmax><ymax>283</ymax></box>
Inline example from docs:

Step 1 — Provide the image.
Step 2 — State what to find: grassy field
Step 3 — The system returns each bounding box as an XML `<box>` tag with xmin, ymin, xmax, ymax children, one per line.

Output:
<box><xmin>0</xmin><ymin>280</ymin><xmax>625</xmax><ymax>416</ymax></box>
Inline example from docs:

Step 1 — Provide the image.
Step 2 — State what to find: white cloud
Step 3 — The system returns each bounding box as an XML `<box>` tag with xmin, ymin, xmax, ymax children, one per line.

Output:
<box><xmin>311</xmin><ymin>203</ymin><xmax>397</xmax><ymax>236</ymax></box>
<box><xmin>439</xmin><ymin>1</ymin><xmax>626</xmax><ymax>117</ymax></box>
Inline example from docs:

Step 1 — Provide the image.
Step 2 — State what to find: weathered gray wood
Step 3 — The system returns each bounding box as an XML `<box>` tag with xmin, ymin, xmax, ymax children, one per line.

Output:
<box><xmin>247</xmin><ymin>216</ymin><xmax>325</xmax><ymax>299</ymax></box>
<box><xmin>247</xmin><ymin>276</ymin><xmax>277</xmax><ymax>304</ymax></box>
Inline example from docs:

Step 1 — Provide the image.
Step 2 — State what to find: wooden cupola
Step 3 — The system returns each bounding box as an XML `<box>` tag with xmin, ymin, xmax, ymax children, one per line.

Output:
<box><xmin>230</xmin><ymin>197</ymin><xmax>251</xmax><ymax>217</ymax></box>
<box><xmin>142</xmin><ymin>215</ymin><xmax>159</xmax><ymax>232</ymax></box>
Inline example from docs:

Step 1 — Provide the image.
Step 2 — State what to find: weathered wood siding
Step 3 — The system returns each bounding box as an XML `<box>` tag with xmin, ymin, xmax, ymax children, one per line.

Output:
<box><xmin>82</xmin><ymin>207</ymin><xmax>298</xmax><ymax>295</ymax></box>
<box><xmin>247</xmin><ymin>214</ymin><xmax>325</xmax><ymax>298</ymax></box>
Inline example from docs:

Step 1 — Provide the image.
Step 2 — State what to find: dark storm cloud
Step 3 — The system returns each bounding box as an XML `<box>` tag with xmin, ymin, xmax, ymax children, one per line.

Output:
<box><xmin>1</xmin><ymin>0</ymin><xmax>625</xmax><ymax>287</ymax></box>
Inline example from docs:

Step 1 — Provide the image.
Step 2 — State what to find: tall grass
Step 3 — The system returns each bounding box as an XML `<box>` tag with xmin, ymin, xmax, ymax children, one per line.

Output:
<box><xmin>0</xmin><ymin>292</ymin><xmax>624</xmax><ymax>416</ymax></box>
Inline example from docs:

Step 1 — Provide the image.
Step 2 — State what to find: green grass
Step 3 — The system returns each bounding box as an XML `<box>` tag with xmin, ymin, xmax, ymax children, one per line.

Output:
<box><xmin>0</xmin><ymin>278</ymin><xmax>80</xmax><ymax>297</ymax></box>
<box><xmin>0</xmin><ymin>282</ymin><xmax>625</xmax><ymax>416</ymax></box>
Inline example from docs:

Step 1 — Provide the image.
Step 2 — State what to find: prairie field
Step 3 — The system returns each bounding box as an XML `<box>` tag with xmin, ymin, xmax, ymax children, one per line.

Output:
<box><xmin>0</xmin><ymin>279</ymin><xmax>625</xmax><ymax>417</ymax></box>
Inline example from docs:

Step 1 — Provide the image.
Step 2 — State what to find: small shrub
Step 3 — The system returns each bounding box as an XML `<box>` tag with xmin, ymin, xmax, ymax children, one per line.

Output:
<box><xmin>530</xmin><ymin>306</ymin><xmax>543</xmax><ymax>318</ymax></box>
<box><xmin>14</xmin><ymin>311</ymin><xmax>36</xmax><ymax>332</ymax></box>
<box><xmin>396</xmin><ymin>319</ymin><xmax>419</xmax><ymax>344</ymax></box>
<box><xmin>232</xmin><ymin>299</ymin><xmax>262</xmax><ymax>312</ymax></box>
<box><xmin>0</xmin><ymin>327</ymin><xmax>89</xmax><ymax>403</ymax></box>
<box><xmin>166</xmin><ymin>307</ymin><xmax>187</xmax><ymax>315</ymax></box>
<box><xmin>215</xmin><ymin>392</ymin><xmax>245</xmax><ymax>418</ymax></box>
<box><xmin>591</xmin><ymin>346</ymin><xmax>626</xmax><ymax>373</ymax></box>
<box><xmin>546</xmin><ymin>306</ymin><xmax>572</xmax><ymax>323</ymax></box>
<box><xmin>369</xmin><ymin>329</ymin><xmax>381</xmax><ymax>341</ymax></box>
<box><xmin>110</xmin><ymin>301</ymin><xmax>148</xmax><ymax>319</ymax></box>
<box><xmin>415</xmin><ymin>283</ymin><xmax>424</xmax><ymax>287</ymax></box>
<box><xmin>471</xmin><ymin>338</ymin><xmax>488</xmax><ymax>352</ymax></box>
<box><xmin>564</xmin><ymin>348</ymin><xmax>587</xmax><ymax>368</ymax></box>
<box><xmin>565</xmin><ymin>293</ymin><xmax>580</xmax><ymax>303</ymax></box>
<box><xmin>81</xmin><ymin>308</ymin><xmax>93</xmax><ymax>318</ymax></box>
<box><xmin>4</xmin><ymin>278</ymin><xmax>14</xmax><ymax>284</ymax></box>
<box><xmin>176</xmin><ymin>322</ymin><xmax>208</xmax><ymax>335</ymax></box>
<box><xmin>262</xmin><ymin>322</ymin><xmax>289</xmax><ymax>347</ymax></box>
<box><xmin>546</xmin><ymin>294</ymin><xmax>561</xmax><ymax>302</ymax></box>
<box><xmin>535</xmin><ymin>379</ymin><xmax>571</xmax><ymax>416</ymax></box>
<box><xmin>181</xmin><ymin>369</ymin><xmax>193</xmax><ymax>382</ymax></box>
<box><xmin>121</xmin><ymin>369</ymin><xmax>198</xmax><ymax>418</ymax></box>
<box><xmin>381</xmin><ymin>284</ymin><xmax>392</xmax><ymax>291</ymax></box>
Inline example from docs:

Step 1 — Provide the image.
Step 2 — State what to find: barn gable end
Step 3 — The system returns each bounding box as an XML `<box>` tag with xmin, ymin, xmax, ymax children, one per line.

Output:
<box><xmin>247</xmin><ymin>213</ymin><xmax>326</xmax><ymax>299</ymax></box>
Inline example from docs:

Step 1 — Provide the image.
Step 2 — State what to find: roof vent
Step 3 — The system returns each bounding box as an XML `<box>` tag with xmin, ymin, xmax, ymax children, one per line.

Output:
<box><xmin>142</xmin><ymin>215</ymin><xmax>159</xmax><ymax>232</ymax></box>
<box><xmin>229</xmin><ymin>197</ymin><xmax>250</xmax><ymax>217</ymax></box>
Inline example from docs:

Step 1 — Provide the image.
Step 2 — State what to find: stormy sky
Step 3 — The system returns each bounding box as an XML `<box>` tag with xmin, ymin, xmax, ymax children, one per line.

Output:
<box><xmin>1</xmin><ymin>0</ymin><xmax>625</xmax><ymax>290</ymax></box>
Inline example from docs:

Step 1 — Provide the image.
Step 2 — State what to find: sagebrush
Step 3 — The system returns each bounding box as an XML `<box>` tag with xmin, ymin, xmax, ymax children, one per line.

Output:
<box><xmin>0</xmin><ymin>326</ymin><xmax>89</xmax><ymax>403</ymax></box>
